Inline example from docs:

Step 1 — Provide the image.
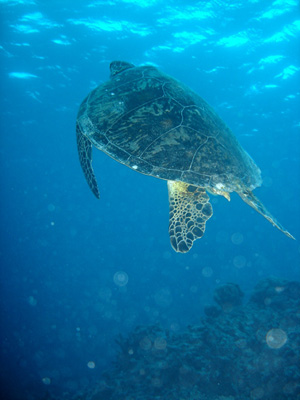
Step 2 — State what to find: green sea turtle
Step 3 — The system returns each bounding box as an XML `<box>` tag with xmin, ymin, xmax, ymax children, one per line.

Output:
<box><xmin>76</xmin><ymin>61</ymin><xmax>294</xmax><ymax>253</ymax></box>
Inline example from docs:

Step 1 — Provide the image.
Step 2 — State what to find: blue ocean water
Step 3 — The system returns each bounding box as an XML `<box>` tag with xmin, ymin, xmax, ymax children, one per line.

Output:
<box><xmin>0</xmin><ymin>0</ymin><xmax>299</xmax><ymax>399</ymax></box>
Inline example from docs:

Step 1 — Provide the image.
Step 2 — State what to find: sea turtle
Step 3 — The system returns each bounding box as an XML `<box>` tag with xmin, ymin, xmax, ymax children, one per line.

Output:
<box><xmin>76</xmin><ymin>61</ymin><xmax>294</xmax><ymax>253</ymax></box>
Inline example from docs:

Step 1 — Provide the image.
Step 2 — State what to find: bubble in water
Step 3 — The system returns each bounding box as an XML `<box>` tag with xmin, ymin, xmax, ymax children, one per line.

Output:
<box><xmin>202</xmin><ymin>267</ymin><xmax>213</xmax><ymax>277</ymax></box>
<box><xmin>154</xmin><ymin>288</ymin><xmax>173</xmax><ymax>307</ymax></box>
<box><xmin>266</xmin><ymin>328</ymin><xmax>287</xmax><ymax>349</ymax></box>
<box><xmin>170</xmin><ymin>322</ymin><xmax>180</xmax><ymax>332</ymax></box>
<box><xmin>113</xmin><ymin>271</ymin><xmax>128</xmax><ymax>287</ymax></box>
<box><xmin>235</xmin><ymin>339</ymin><xmax>247</xmax><ymax>349</ymax></box>
<box><xmin>47</xmin><ymin>204</ymin><xmax>55</xmax><ymax>212</ymax></box>
<box><xmin>70</xmin><ymin>228</ymin><xmax>77</xmax><ymax>237</ymax></box>
<box><xmin>216</xmin><ymin>230</ymin><xmax>229</xmax><ymax>244</ymax></box>
<box><xmin>42</xmin><ymin>377</ymin><xmax>51</xmax><ymax>385</ymax></box>
<box><xmin>233</xmin><ymin>255</ymin><xmax>247</xmax><ymax>268</ymax></box>
<box><xmin>152</xmin><ymin>377</ymin><xmax>162</xmax><ymax>387</ymax></box>
<box><xmin>231</xmin><ymin>232</ymin><xmax>244</xmax><ymax>245</ymax></box>
<box><xmin>28</xmin><ymin>296</ymin><xmax>37</xmax><ymax>306</ymax></box>
<box><xmin>163</xmin><ymin>251</ymin><xmax>171</xmax><ymax>259</ymax></box>
<box><xmin>139</xmin><ymin>336</ymin><xmax>152</xmax><ymax>351</ymax></box>
<box><xmin>283</xmin><ymin>382</ymin><xmax>297</xmax><ymax>395</ymax></box>
<box><xmin>87</xmin><ymin>361</ymin><xmax>95</xmax><ymax>369</ymax></box>
<box><xmin>154</xmin><ymin>337</ymin><xmax>167</xmax><ymax>350</ymax></box>
<box><xmin>98</xmin><ymin>287</ymin><xmax>112</xmax><ymax>301</ymax></box>
<box><xmin>263</xmin><ymin>176</ymin><xmax>273</xmax><ymax>188</ymax></box>
<box><xmin>251</xmin><ymin>387</ymin><xmax>264</xmax><ymax>399</ymax></box>
<box><xmin>190</xmin><ymin>285</ymin><xmax>198</xmax><ymax>293</ymax></box>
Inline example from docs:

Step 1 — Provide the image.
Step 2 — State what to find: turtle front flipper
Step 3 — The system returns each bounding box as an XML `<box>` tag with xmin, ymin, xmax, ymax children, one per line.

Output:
<box><xmin>76</xmin><ymin>124</ymin><xmax>100</xmax><ymax>199</ymax></box>
<box><xmin>238</xmin><ymin>189</ymin><xmax>295</xmax><ymax>240</ymax></box>
<box><xmin>167</xmin><ymin>181</ymin><xmax>213</xmax><ymax>253</ymax></box>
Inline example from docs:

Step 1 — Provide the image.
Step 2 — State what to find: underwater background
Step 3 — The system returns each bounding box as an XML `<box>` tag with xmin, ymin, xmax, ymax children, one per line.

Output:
<box><xmin>1</xmin><ymin>1</ymin><xmax>300</xmax><ymax>399</ymax></box>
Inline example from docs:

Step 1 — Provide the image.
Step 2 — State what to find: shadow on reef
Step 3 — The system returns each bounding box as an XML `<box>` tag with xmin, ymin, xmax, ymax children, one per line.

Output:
<box><xmin>84</xmin><ymin>278</ymin><xmax>300</xmax><ymax>400</ymax></box>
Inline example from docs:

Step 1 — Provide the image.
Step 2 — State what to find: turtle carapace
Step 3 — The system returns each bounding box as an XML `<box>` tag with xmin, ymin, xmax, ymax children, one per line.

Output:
<box><xmin>76</xmin><ymin>61</ymin><xmax>294</xmax><ymax>253</ymax></box>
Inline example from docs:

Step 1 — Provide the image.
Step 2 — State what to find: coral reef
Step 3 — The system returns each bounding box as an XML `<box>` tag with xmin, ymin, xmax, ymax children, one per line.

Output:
<box><xmin>213</xmin><ymin>282</ymin><xmax>244</xmax><ymax>310</ymax></box>
<box><xmin>87</xmin><ymin>278</ymin><xmax>300</xmax><ymax>400</ymax></box>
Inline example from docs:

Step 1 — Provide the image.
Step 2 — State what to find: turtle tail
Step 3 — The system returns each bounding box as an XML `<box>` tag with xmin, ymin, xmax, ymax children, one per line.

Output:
<box><xmin>76</xmin><ymin>124</ymin><xmax>100</xmax><ymax>199</ymax></box>
<box><xmin>238</xmin><ymin>189</ymin><xmax>295</xmax><ymax>240</ymax></box>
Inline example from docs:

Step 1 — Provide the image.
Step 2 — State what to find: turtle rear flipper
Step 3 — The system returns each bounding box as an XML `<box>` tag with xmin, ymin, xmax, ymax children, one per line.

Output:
<box><xmin>238</xmin><ymin>190</ymin><xmax>294</xmax><ymax>240</ymax></box>
<box><xmin>168</xmin><ymin>181</ymin><xmax>213</xmax><ymax>253</ymax></box>
<box><xmin>76</xmin><ymin>124</ymin><xmax>100</xmax><ymax>199</ymax></box>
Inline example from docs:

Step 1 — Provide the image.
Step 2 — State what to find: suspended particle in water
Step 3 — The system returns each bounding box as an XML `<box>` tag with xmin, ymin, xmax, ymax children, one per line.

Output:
<box><xmin>250</xmin><ymin>387</ymin><xmax>264</xmax><ymax>399</ymax></box>
<box><xmin>154</xmin><ymin>288</ymin><xmax>173</xmax><ymax>307</ymax></box>
<box><xmin>113</xmin><ymin>271</ymin><xmax>129</xmax><ymax>287</ymax></box>
<box><xmin>163</xmin><ymin>251</ymin><xmax>172</xmax><ymax>259</ymax></box>
<box><xmin>202</xmin><ymin>266</ymin><xmax>213</xmax><ymax>277</ymax></box>
<box><xmin>42</xmin><ymin>377</ymin><xmax>51</xmax><ymax>385</ymax></box>
<box><xmin>231</xmin><ymin>232</ymin><xmax>244</xmax><ymax>245</ymax></box>
<box><xmin>233</xmin><ymin>255</ymin><xmax>247</xmax><ymax>268</ymax></box>
<box><xmin>266</xmin><ymin>328</ymin><xmax>287</xmax><ymax>349</ymax></box>
<box><xmin>154</xmin><ymin>337</ymin><xmax>167</xmax><ymax>350</ymax></box>
<box><xmin>190</xmin><ymin>285</ymin><xmax>198</xmax><ymax>293</ymax></box>
<box><xmin>47</xmin><ymin>204</ymin><xmax>55</xmax><ymax>212</ymax></box>
<box><xmin>87</xmin><ymin>361</ymin><xmax>95</xmax><ymax>369</ymax></box>
<box><xmin>263</xmin><ymin>176</ymin><xmax>273</xmax><ymax>188</ymax></box>
<box><xmin>28</xmin><ymin>296</ymin><xmax>37</xmax><ymax>306</ymax></box>
<box><xmin>139</xmin><ymin>336</ymin><xmax>152</xmax><ymax>351</ymax></box>
<box><xmin>152</xmin><ymin>377</ymin><xmax>162</xmax><ymax>387</ymax></box>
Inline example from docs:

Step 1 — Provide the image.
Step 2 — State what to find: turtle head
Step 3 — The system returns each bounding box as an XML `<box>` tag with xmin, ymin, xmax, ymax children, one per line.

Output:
<box><xmin>110</xmin><ymin>61</ymin><xmax>135</xmax><ymax>77</ymax></box>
